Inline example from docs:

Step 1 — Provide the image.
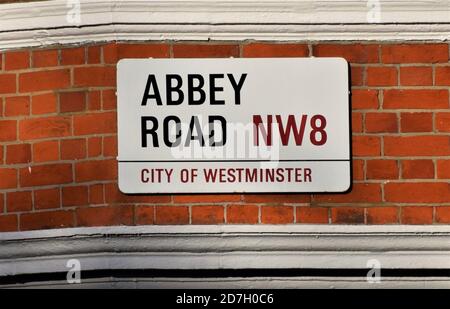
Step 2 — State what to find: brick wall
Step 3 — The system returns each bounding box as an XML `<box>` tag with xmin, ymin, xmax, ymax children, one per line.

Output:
<box><xmin>0</xmin><ymin>42</ymin><xmax>449</xmax><ymax>231</ymax></box>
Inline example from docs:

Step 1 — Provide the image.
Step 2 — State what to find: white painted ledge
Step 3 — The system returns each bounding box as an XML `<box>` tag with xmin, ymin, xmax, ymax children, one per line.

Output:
<box><xmin>1</xmin><ymin>225</ymin><xmax>450</xmax><ymax>287</ymax></box>
<box><xmin>0</xmin><ymin>0</ymin><xmax>449</xmax><ymax>50</ymax></box>
<box><xmin>1</xmin><ymin>225</ymin><xmax>450</xmax><ymax>273</ymax></box>
<box><xmin>5</xmin><ymin>276</ymin><xmax>450</xmax><ymax>288</ymax></box>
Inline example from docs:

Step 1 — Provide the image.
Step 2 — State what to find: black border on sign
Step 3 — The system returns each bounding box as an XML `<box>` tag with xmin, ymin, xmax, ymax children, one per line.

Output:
<box><xmin>117</xmin><ymin>58</ymin><xmax>353</xmax><ymax>195</ymax></box>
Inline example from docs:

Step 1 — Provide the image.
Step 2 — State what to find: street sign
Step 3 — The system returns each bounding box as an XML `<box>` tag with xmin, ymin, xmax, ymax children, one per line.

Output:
<box><xmin>117</xmin><ymin>58</ymin><xmax>350</xmax><ymax>193</ymax></box>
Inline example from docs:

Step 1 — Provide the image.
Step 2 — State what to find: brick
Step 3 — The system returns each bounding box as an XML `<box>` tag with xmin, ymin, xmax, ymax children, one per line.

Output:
<box><xmin>19</xmin><ymin>116</ymin><xmax>71</xmax><ymax>140</ymax></box>
<box><xmin>366</xmin><ymin>66</ymin><xmax>397</xmax><ymax>86</ymax></box>
<box><xmin>103</xmin><ymin>43</ymin><xmax>169</xmax><ymax>63</ymax></box>
<box><xmin>352</xmin><ymin>159</ymin><xmax>364</xmax><ymax>180</ymax></box>
<box><xmin>0</xmin><ymin>215</ymin><xmax>18</xmax><ymax>232</ymax></box>
<box><xmin>102</xmin><ymin>135</ymin><xmax>117</xmax><ymax>157</ymax></box>
<box><xmin>366</xmin><ymin>160</ymin><xmax>398</xmax><ymax>179</ymax></box>
<box><xmin>296</xmin><ymin>207</ymin><xmax>329</xmax><ymax>223</ymax></box>
<box><xmin>87</xmin><ymin>45</ymin><xmax>101</xmax><ymax>64</ymax></box>
<box><xmin>7</xmin><ymin>191</ymin><xmax>32</xmax><ymax>212</ymax></box>
<box><xmin>314</xmin><ymin>183</ymin><xmax>382</xmax><ymax>203</ymax></box>
<box><xmin>89</xmin><ymin>184</ymin><xmax>104</xmax><ymax>205</ymax></box>
<box><xmin>226</xmin><ymin>205</ymin><xmax>259</xmax><ymax>224</ymax></box>
<box><xmin>366</xmin><ymin>207</ymin><xmax>399</xmax><ymax>224</ymax></box>
<box><xmin>351</xmin><ymin>66</ymin><xmax>364</xmax><ymax>86</ymax></box>
<box><xmin>365</xmin><ymin>113</ymin><xmax>398</xmax><ymax>133</ymax></box>
<box><xmin>136</xmin><ymin>206</ymin><xmax>154</xmax><ymax>225</ymax></box>
<box><xmin>436</xmin><ymin>113</ymin><xmax>450</xmax><ymax>132</ymax></box>
<box><xmin>261</xmin><ymin>206</ymin><xmax>294</xmax><ymax>224</ymax></box>
<box><xmin>351</xmin><ymin>89</ymin><xmax>378</xmax><ymax>109</ymax></box>
<box><xmin>173</xmin><ymin>44</ymin><xmax>239</xmax><ymax>58</ymax></box>
<box><xmin>32</xmin><ymin>49</ymin><xmax>58</xmax><ymax>68</ymax></box>
<box><xmin>331</xmin><ymin>207</ymin><xmax>365</xmax><ymax>224</ymax></box>
<box><xmin>0</xmin><ymin>145</ymin><xmax>3</xmax><ymax>164</ymax></box>
<box><xmin>76</xmin><ymin>205</ymin><xmax>133</xmax><ymax>227</ymax></box>
<box><xmin>34</xmin><ymin>188</ymin><xmax>60</xmax><ymax>210</ymax></box>
<box><xmin>243</xmin><ymin>194</ymin><xmax>310</xmax><ymax>204</ymax></box>
<box><xmin>401</xmin><ymin>206</ymin><xmax>433</xmax><ymax>224</ymax></box>
<box><xmin>313</xmin><ymin>44</ymin><xmax>379</xmax><ymax>63</ymax></box>
<box><xmin>435</xmin><ymin>207</ymin><xmax>450</xmax><ymax>223</ymax></box>
<box><xmin>87</xmin><ymin>91</ymin><xmax>101</xmax><ymax>111</ymax></box>
<box><xmin>33</xmin><ymin>140</ymin><xmax>59</xmax><ymax>162</ymax></box>
<box><xmin>352</xmin><ymin>112</ymin><xmax>363</xmax><ymax>133</ymax></box>
<box><xmin>400</xmin><ymin>112</ymin><xmax>433</xmax><ymax>132</ymax></box>
<box><xmin>4</xmin><ymin>51</ymin><xmax>29</xmax><ymax>70</ymax></box>
<box><xmin>0</xmin><ymin>74</ymin><xmax>16</xmax><ymax>94</ymax></box>
<box><xmin>21</xmin><ymin>210</ymin><xmax>74</xmax><ymax>231</ymax></box>
<box><xmin>0</xmin><ymin>168</ymin><xmax>17</xmax><ymax>189</ymax></box>
<box><xmin>32</xmin><ymin>93</ymin><xmax>57</xmax><ymax>115</ymax></box>
<box><xmin>155</xmin><ymin>206</ymin><xmax>189</xmax><ymax>225</ymax></box>
<box><xmin>381</xmin><ymin>44</ymin><xmax>448</xmax><ymax>63</ymax></box>
<box><xmin>383</xmin><ymin>89</ymin><xmax>448</xmax><ymax>109</ymax></box>
<box><xmin>242</xmin><ymin>43</ymin><xmax>309</xmax><ymax>57</ymax></box>
<box><xmin>402</xmin><ymin>160</ymin><xmax>434</xmax><ymax>179</ymax></box>
<box><xmin>0</xmin><ymin>120</ymin><xmax>17</xmax><ymax>141</ymax></box>
<box><xmin>73</xmin><ymin>111</ymin><xmax>116</xmax><ymax>135</ymax></box>
<box><xmin>435</xmin><ymin>66</ymin><xmax>450</xmax><ymax>86</ymax></box>
<box><xmin>20</xmin><ymin>163</ymin><xmax>72</xmax><ymax>187</ymax></box>
<box><xmin>352</xmin><ymin>136</ymin><xmax>381</xmax><ymax>156</ymax></box>
<box><xmin>102</xmin><ymin>89</ymin><xmax>116</xmax><ymax>110</ymax></box>
<box><xmin>384</xmin><ymin>136</ymin><xmax>449</xmax><ymax>156</ymax></box>
<box><xmin>191</xmin><ymin>205</ymin><xmax>224</xmax><ymax>224</ymax></box>
<box><xmin>105</xmin><ymin>183</ymin><xmax>171</xmax><ymax>204</ymax></box>
<box><xmin>74</xmin><ymin>67</ymin><xmax>116</xmax><ymax>87</ymax></box>
<box><xmin>6</xmin><ymin>143</ymin><xmax>31</xmax><ymax>164</ymax></box>
<box><xmin>400</xmin><ymin>66</ymin><xmax>432</xmax><ymax>86</ymax></box>
<box><xmin>75</xmin><ymin>159</ymin><xmax>117</xmax><ymax>182</ymax></box>
<box><xmin>4</xmin><ymin>96</ymin><xmax>30</xmax><ymax>116</ymax></box>
<box><xmin>61</xmin><ymin>47</ymin><xmax>85</xmax><ymax>65</ymax></box>
<box><xmin>19</xmin><ymin>69</ymin><xmax>70</xmax><ymax>92</ymax></box>
<box><xmin>59</xmin><ymin>91</ymin><xmax>86</xmax><ymax>113</ymax></box>
<box><xmin>88</xmin><ymin>137</ymin><xmax>102</xmax><ymax>157</ymax></box>
<box><xmin>120</xmin><ymin>43</ymin><xmax>168</xmax><ymax>61</ymax></box>
<box><xmin>62</xmin><ymin>186</ymin><xmax>88</xmax><ymax>207</ymax></box>
<box><xmin>437</xmin><ymin>160</ymin><xmax>450</xmax><ymax>179</ymax></box>
<box><xmin>385</xmin><ymin>183</ymin><xmax>450</xmax><ymax>203</ymax></box>
<box><xmin>61</xmin><ymin>138</ymin><xmax>86</xmax><ymax>160</ymax></box>
<box><xmin>173</xmin><ymin>194</ymin><xmax>241</xmax><ymax>204</ymax></box>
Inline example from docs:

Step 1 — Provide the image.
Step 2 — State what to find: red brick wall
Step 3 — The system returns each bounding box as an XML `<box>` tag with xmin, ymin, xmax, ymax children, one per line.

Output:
<box><xmin>0</xmin><ymin>42</ymin><xmax>449</xmax><ymax>231</ymax></box>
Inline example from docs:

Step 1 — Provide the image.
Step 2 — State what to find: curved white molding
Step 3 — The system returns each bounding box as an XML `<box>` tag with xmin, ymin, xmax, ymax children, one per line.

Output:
<box><xmin>0</xmin><ymin>0</ymin><xmax>449</xmax><ymax>50</ymax></box>
<box><xmin>1</xmin><ymin>225</ymin><xmax>450</xmax><ymax>287</ymax></box>
<box><xmin>4</xmin><ymin>276</ymin><xmax>450</xmax><ymax>288</ymax></box>
<box><xmin>1</xmin><ymin>225</ymin><xmax>450</xmax><ymax>272</ymax></box>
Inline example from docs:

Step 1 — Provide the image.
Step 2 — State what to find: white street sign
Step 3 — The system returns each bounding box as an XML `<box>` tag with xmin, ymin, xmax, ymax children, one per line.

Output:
<box><xmin>117</xmin><ymin>58</ymin><xmax>350</xmax><ymax>193</ymax></box>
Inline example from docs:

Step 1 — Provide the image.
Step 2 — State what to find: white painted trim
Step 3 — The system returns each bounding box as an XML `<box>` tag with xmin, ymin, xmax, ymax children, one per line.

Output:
<box><xmin>0</xmin><ymin>0</ymin><xmax>449</xmax><ymax>50</ymax></box>
<box><xmin>2</xmin><ymin>224</ymin><xmax>450</xmax><ymax>240</ymax></box>
<box><xmin>1</xmin><ymin>225</ymin><xmax>450</xmax><ymax>277</ymax></box>
<box><xmin>1</xmin><ymin>225</ymin><xmax>450</xmax><ymax>287</ymax></box>
<box><xmin>4</xmin><ymin>276</ymin><xmax>450</xmax><ymax>288</ymax></box>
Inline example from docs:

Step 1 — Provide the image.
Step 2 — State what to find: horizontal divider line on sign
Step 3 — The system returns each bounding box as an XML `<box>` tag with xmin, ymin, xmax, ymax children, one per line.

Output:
<box><xmin>118</xmin><ymin>159</ymin><xmax>351</xmax><ymax>163</ymax></box>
